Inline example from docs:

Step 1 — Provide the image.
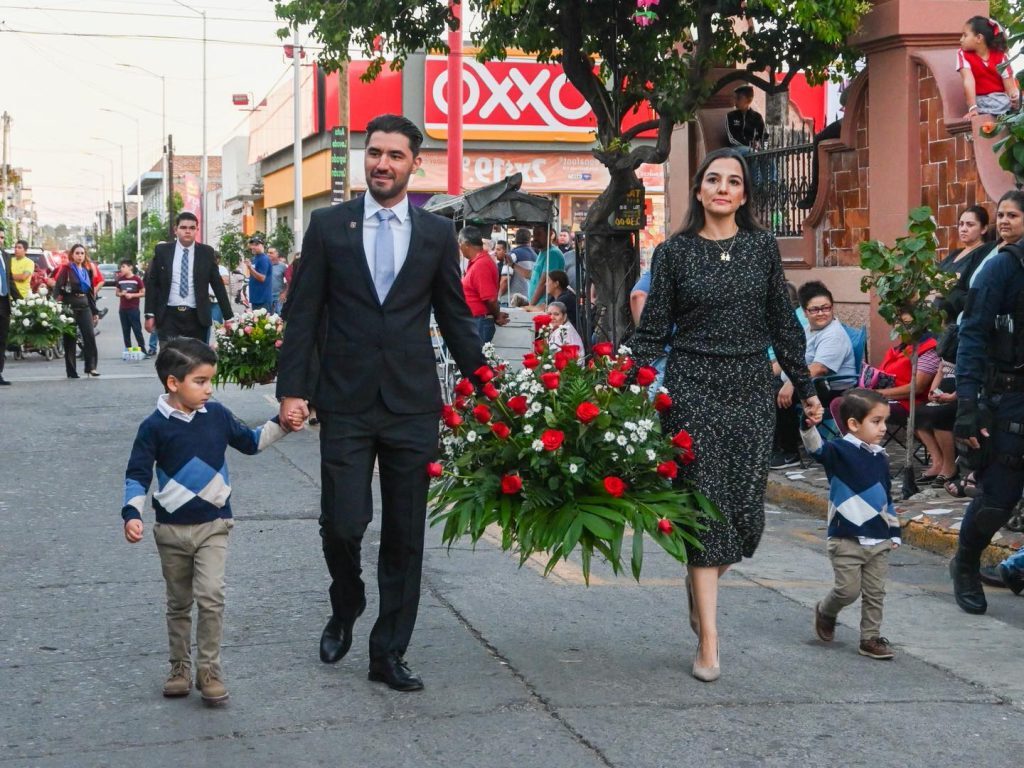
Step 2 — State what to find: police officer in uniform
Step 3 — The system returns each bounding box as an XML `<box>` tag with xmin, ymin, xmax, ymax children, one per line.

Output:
<box><xmin>951</xmin><ymin>194</ymin><xmax>1024</xmax><ymax>614</ymax></box>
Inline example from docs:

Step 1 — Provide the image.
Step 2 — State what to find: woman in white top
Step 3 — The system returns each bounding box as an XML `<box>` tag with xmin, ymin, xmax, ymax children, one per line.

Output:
<box><xmin>547</xmin><ymin>301</ymin><xmax>584</xmax><ymax>358</ymax></box>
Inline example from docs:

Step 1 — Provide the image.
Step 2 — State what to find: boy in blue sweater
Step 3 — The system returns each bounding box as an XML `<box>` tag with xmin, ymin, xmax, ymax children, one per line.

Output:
<box><xmin>122</xmin><ymin>337</ymin><xmax>290</xmax><ymax>705</ymax></box>
<box><xmin>800</xmin><ymin>388</ymin><xmax>901</xmax><ymax>661</ymax></box>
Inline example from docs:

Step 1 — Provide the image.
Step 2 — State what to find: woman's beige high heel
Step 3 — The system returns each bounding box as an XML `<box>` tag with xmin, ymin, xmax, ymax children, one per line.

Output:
<box><xmin>692</xmin><ymin>641</ymin><xmax>720</xmax><ymax>682</ymax></box>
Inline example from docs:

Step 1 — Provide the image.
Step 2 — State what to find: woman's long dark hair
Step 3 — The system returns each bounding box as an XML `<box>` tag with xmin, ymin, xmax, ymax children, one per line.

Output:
<box><xmin>678</xmin><ymin>147</ymin><xmax>765</xmax><ymax>236</ymax></box>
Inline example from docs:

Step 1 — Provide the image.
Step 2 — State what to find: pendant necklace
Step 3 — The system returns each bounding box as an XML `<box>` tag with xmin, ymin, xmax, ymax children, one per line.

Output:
<box><xmin>705</xmin><ymin>232</ymin><xmax>738</xmax><ymax>262</ymax></box>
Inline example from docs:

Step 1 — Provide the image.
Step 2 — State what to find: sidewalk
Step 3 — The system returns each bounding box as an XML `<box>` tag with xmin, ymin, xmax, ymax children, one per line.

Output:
<box><xmin>767</xmin><ymin>438</ymin><xmax>1024</xmax><ymax>565</ymax></box>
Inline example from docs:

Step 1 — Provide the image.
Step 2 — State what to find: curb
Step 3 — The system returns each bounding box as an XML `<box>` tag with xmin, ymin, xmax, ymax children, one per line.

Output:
<box><xmin>767</xmin><ymin>478</ymin><xmax>1016</xmax><ymax>566</ymax></box>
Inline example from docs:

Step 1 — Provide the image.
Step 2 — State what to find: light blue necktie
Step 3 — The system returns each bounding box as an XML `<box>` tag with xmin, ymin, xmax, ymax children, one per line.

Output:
<box><xmin>373</xmin><ymin>209</ymin><xmax>396</xmax><ymax>301</ymax></box>
<box><xmin>179</xmin><ymin>247</ymin><xmax>190</xmax><ymax>298</ymax></box>
<box><xmin>0</xmin><ymin>258</ymin><xmax>6</xmax><ymax>297</ymax></box>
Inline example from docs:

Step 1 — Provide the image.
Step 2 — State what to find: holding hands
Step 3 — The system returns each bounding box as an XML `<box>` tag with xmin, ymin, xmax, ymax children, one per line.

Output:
<box><xmin>279</xmin><ymin>396</ymin><xmax>309</xmax><ymax>431</ymax></box>
<box><xmin>802</xmin><ymin>395</ymin><xmax>824</xmax><ymax>426</ymax></box>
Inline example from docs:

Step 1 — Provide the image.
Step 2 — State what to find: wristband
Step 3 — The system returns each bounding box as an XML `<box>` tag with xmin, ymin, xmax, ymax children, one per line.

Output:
<box><xmin>968</xmin><ymin>104</ymin><xmax>978</xmax><ymax>112</ymax></box>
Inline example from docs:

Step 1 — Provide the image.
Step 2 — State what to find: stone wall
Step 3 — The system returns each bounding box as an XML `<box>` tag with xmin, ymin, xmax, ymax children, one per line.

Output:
<box><xmin>820</xmin><ymin>95</ymin><xmax>870</xmax><ymax>267</ymax></box>
<box><xmin>918</xmin><ymin>65</ymin><xmax>992</xmax><ymax>257</ymax></box>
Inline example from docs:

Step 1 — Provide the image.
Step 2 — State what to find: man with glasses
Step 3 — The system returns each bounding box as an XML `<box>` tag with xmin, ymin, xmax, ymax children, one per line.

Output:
<box><xmin>772</xmin><ymin>281</ymin><xmax>856</xmax><ymax>468</ymax></box>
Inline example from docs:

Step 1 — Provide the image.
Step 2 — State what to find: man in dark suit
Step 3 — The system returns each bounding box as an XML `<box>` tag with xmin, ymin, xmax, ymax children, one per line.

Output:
<box><xmin>0</xmin><ymin>225</ymin><xmax>18</xmax><ymax>385</ymax></box>
<box><xmin>277</xmin><ymin>114</ymin><xmax>485</xmax><ymax>692</ymax></box>
<box><xmin>144</xmin><ymin>212</ymin><xmax>233</xmax><ymax>342</ymax></box>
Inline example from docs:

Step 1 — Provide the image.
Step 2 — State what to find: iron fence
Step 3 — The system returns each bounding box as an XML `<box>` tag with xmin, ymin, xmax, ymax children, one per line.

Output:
<box><xmin>746</xmin><ymin>131</ymin><xmax>815</xmax><ymax>238</ymax></box>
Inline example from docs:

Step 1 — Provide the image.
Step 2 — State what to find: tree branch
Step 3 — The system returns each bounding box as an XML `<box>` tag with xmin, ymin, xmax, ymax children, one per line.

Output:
<box><xmin>621</xmin><ymin>119</ymin><xmax>659</xmax><ymax>142</ymax></box>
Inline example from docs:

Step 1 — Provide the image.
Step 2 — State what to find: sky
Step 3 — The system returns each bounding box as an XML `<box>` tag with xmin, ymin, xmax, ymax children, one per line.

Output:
<box><xmin>0</xmin><ymin>0</ymin><xmax>305</xmax><ymax>226</ymax></box>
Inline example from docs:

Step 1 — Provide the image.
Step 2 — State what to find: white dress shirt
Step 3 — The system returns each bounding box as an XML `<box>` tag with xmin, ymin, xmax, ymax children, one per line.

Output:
<box><xmin>168</xmin><ymin>240</ymin><xmax>197</xmax><ymax>308</ymax></box>
<box><xmin>157</xmin><ymin>393</ymin><xmax>207</xmax><ymax>423</ymax></box>
<box><xmin>363</xmin><ymin>194</ymin><xmax>412</xmax><ymax>280</ymax></box>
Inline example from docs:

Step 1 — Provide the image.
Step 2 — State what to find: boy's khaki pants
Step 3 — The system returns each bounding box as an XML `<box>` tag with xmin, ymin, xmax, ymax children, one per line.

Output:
<box><xmin>820</xmin><ymin>538</ymin><xmax>891</xmax><ymax>640</ymax></box>
<box><xmin>154</xmin><ymin>519</ymin><xmax>233</xmax><ymax>674</ymax></box>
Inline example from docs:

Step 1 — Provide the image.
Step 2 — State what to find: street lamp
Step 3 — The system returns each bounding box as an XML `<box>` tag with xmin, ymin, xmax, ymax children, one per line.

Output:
<box><xmin>117</xmin><ymin>63</ymin><xmax>167</xmax><ymax>216</ymax></box>
<box><xmin>171</xmin><ymin>0</ymin><xmax>207</xmax><ymax>243</ymax></box>
<box><xmin>100</xmin><ymin>108</ymin><xmax>142</xmax><ymax>260</ymax></box>
<box><xmin>82</xmin><ymin>151</ymin><xmax>116</xmax><ymax>231</ymax></box>
<box><xmin>90</xmin><ymin>137</ymin><xmax>125</xmax><ymax>231</ymax></box>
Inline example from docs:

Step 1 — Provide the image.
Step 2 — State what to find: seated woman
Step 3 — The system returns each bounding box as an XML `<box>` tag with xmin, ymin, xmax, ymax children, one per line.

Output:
<box><xmin>522</xmin><ymin>270</ymin><xmax>578</xmax><ymax>325</ymax></box>
<box><xmin>867</xmin><ymin>332</ymin><xmax>940</xmax><ymax>421</ymax></box>
<box><xmin>915</xmin><ymin>360</ymin><xmax>958</xmax><ymax>485</ymax></box>
<box><xmin>547</xmin><ymin>301</ymin><xmax>584</xmax><ymax>358</ymax></box>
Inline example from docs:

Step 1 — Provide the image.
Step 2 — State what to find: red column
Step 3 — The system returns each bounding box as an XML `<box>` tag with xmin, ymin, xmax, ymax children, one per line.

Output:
<box><xmin>446</xmin><ymin>0</ymin><xmax>463</xmax><ymax>195</ymax></box>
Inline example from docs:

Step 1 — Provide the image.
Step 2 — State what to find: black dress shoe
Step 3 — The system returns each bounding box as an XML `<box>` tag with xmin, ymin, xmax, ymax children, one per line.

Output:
<box><xmin>0</xmin><ymin>376</ymin><xmax>9</xmax><ymax>386</ymax></box>
<box><xmin>999</xmin><ymin>563</ymin><xmax>1024</xmax><ymax>596</ymax></box>
<box><xmin>368</xmin><ymin>654</ymin><xmax>424</xmax><ymax>692</ymax></box>
<box><xmin>950</xmin><ymin>555</ymin><xmax>987</xmax><ymax>614</ymax></box>
<box><xmin>320</xmin><ymin>615</ymin><xmax>357</xmax><ymax>664</ymax></box>
<box><xmin>67</xmin><ymin>372</ymin><xmax>80</xmax><ymax>379</ymax></box>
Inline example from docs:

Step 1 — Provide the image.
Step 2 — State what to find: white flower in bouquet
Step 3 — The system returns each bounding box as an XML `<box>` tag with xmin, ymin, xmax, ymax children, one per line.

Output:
<box><xmin>629</xmin><ymin>385</ymin><xmax>642</xmax><ymax>395</ymax></box>
<box><xmin>604</xmin><ymin>431</ymin><xmax>616</xmax><ymax>442</ymax></box>
<box><xmin>647</xmin><ymin>449</ymin><xmax>657</xmax><ymax>462</ymax></box>
<box><xmin>618</xmin><ymin>345</ymin><xmax>632</xmax><ymax>355</ymax></box>
<box><xmin>616</xmin><ymin>435</ymin><xmax>628</xmax><ymax>446</ymax></box>
<box><xmin>626</xmin><ymin>445</ymin><xmax>635</xmax><ymax>455</ymax></box>
<box><xmin>22</xmin><ymin>319</ymin><xmax>29</xmax><ymax>326</ymax></box>
<box><xmin>11</xmin><ymin>308</ymin><xmax>19</xmax><ymax>317</ymax></box>
<box><xmin>38</xmin><ymin>286</ymin><xmax>48</xmax><ymax>297</ymax></box>
<box><xmin>569</xmin><ymin>464</ymin><xmax>579</xmax><ymax>474</ymax></box>
<box><xmin>531</xmin><ymin>439</ymin><xmax>545</xmax><ymax>452</ymax></box>
<box><xmin>624</xmin><ymin>421</ymin><xmax>637</xmax><ymax>431</ymax></box>
<box><xmin>41</xmin><ymin>320</ymin><xmax>48</xmax><ymax>327</ymax></box>
<box><xmin>528</xmin><ymin>402</ymin><xmax>542</xmax><ymax>415</ymax></box>
<box><xmin>466</xmin><ymin>430</ymin><xmax>478</xmax><ymax>443</ymax></box>
<box><xmin>522</xmin><ymin>424</ymin><xmax>534</xmax><ymax>435</ymax></box>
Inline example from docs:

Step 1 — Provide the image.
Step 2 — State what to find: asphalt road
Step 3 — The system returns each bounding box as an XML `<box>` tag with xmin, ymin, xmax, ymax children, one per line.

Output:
<box><xmin>1</xmin><ymin>310</ymin><xmax>1023</xmax><ymax>767</ymax></box>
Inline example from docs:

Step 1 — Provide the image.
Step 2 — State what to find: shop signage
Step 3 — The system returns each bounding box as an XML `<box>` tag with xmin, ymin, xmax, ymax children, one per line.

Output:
<box><xmin>610</xmin><ymin>186</ymin><xmax>645</xmax><ymax>230</ymax></box>
<box><xmin>423</xmin><ymin>55</ymin><xmax>658</xmax><ymax>143</ymax></box>
<box><xmin>330</xmin><ymin>126</ymin><xmax>349</xmax><ymax>204</ymax></box>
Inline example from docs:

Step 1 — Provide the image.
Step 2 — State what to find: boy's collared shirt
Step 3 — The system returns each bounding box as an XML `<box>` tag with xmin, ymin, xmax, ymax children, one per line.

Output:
<box><xmin>157</xmin><ymin>393</ymin><xmax>207</xmax><ymax>424</ymax></box>
<box><xmin>841</xmin><ymin>431</ymin><xmax>886</xmax><ymax>455</ymax></box>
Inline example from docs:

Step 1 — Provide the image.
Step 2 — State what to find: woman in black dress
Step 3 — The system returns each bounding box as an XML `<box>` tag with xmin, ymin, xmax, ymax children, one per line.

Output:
<box><xmin>631</xmin><ymin>148</ymin><xmax>823</xmax><ymax>682</ymax></box>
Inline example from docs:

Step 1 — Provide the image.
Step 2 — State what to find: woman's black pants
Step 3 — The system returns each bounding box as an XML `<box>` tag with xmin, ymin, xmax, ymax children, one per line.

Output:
<box><xmin>64</xmin><ymin>306</ymin><xmax>97</xmax><ymax>375</ymax></box>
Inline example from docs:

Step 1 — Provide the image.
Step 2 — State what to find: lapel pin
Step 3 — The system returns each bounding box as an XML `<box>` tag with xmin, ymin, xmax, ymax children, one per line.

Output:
<box><xmin>349</xmin><ymin>221</ymin><xmax>357</xmax><ymax>229</ymax></box>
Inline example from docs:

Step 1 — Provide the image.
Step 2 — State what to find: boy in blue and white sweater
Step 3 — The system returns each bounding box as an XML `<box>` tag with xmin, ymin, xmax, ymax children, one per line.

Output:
<box><xmin>800</xmin><ymin>388</ymin><xmax>901</xmax><ymax>661</ymax></box>
<box><xmin>122</xmin><ymin>337</ymin><xmax>291</xmax><ymax>705</ymax></box>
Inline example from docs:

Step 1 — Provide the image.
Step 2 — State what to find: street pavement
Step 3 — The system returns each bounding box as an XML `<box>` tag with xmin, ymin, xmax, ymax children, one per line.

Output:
<box><xmin>2</xmin><ymin>309</ymin><xmax>1024</xmax><ymax>767</ymax></box>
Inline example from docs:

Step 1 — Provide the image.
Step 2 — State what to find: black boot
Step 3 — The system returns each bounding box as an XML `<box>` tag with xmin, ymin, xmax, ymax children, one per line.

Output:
<box><xmin>950</xmin><ymin>551</ymin><xmax>987</xmax><ymax>614</ymax></box>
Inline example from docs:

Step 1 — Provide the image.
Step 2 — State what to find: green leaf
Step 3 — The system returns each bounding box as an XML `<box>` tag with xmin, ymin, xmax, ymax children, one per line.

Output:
<box><xmin>631</xmin><ymin>530</ymin><xmax>644</xmax><ymax>581</ymax></box>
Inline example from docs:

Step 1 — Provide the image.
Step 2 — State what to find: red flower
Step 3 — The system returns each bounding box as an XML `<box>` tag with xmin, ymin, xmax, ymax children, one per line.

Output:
<box><xmin>553</xmin><ymin>351</ymin><xmax>569</xmax><ymax>370</ymax></box>
<box><xmin>576</xmin><ymin>402</ymin><xmax>601</xmax><ymax>423</ymax></box>
<box><xmin>472</xmin><ymin>404</ymin><xmax>492</xmax><ymax>424</ymax></box>
<box><xmin>656</xmin><ymin>460</ymin><xmax>678</xmax><ymax>479</ymax></box>
<box><xmin>522</xmin><ymin>353</ymin><xmax>541</xmax><ymax>369</ymax></box>
<box><xmin>541</xmin><ymin>429</ymin><xmax>565</xmax><ymax>451</ymax></box>
<box><xmin>532</xmin><ymin>313</ymin><xmax>553</xmax><ymax>329</ymax></box>
<box><xmin>603</xmin><ymin>476</ymin><xmax>627</xmax><ymax>498</ymax></box>
<box><xmin>426</xmin><ymin>462</ymin><xmax>444</xmax><ymax>478</ymax></box>
<box><xmin>561</xmin><ymin>344</ymin><xmax>580</xmax><ymax>358</ymax></box>
<box><xmin>474</xmin><ymin>365</ymin><xmax>495</xmax><ymax>383</ymax></box>
<box><xmin>637</xmin><ymin>366</ymin><xmax>658</xmax><ymax>386</ymax></box>
<box><xmin>507</xmin><ymin>396</ymin><xmax>528</xmax><ymax>415</ymax></box>
<box><xmin>654</xmin><ymin>392</ymin><xmax>673</xmax><ymax>412</ymax></box>
<box><xmin>672</xmin><ymin>429</ymin><xmax>695</xmax><ymax>464</ymax></box>
<box><xmin>482</xmin><ymin>382</ymin><xmax>500</xmax><ymax>400</ymax></box>
<box><xmin>501</xmin><ymin>474</ymin><xmax>523</xmax><ymax>494</ymax></box>
<box><xmin>533</xmin><ymin>339</ymin><xmax>548</xmax><ymax>355</ymax></box>
<box><xmin>454</xmin><ymin>378</ymin><xmax>474</xmax><ymax>397</ymax></box>
<box><xmin>618</xmin><ymin>357</ymin><xmax>634</xmax><ymax>372</ymax></box>
<box><xmin>593</xmin><ymin>341</ymin><xmax>614</xmax><ymax>357</ymax></box>
<box><xmin>441</xmin><ymin>405</ymin><xmax>463</xmax><ymax>428</ymax></box>
<box><xmin>541</xmin><ymin>371</ymin><xmax>561</xmax><ymax>389</ymax></box>
<box><xmin>608</xmin><ymin>370</ymin><xmax>627</xmax><ymax>388</ymax></box>
<box><xmin>657</xmin><ymin>518</ymin><xmax>674</xmax><ymax>534</ymax></box>
<box><xmin>454</xmin><ymin>396</ymin><xmax>469</xmax><ymax>410</ymax></box>
<box><xmin>491</xmin><ymin>422</ymin><xmax>511</xmax><ymax>440</ymax></box>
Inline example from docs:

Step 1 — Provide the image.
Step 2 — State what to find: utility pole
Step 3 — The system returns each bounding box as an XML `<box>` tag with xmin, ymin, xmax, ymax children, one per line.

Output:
<box><xmin>339</xmin><ymin>60</ymin><xmax>350</xmax><ymax>202</ymax></box>
<box><xmin>167</xmin><ymin>134</ymin><xmax>175</xmax><ymax>240</ymax></box>
<box><xmin>1</xmin><ymin>112</ymin><xmax>10</xmax><ymax>219</ymax></box>
<box><xmin>446</xmin><ymin>1</ymin><xmax>463</xmax><ymax>195</ymax></box>
<box><xmin>292</xmin><ymin>26</ymin><xmax>304</xmax><ymax>246</ymax></box>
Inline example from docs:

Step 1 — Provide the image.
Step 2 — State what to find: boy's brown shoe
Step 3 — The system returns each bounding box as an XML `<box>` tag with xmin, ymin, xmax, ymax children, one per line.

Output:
<box><xmin>162</xmin><ymin>662</ymin><xmax>192</xmax><ymax>697</ymax></box>
<box><xmin>814</xmin><ymin>603</ymin><xmax>836</xmax><ymax>642</ymax></box>
<box><xmin>858</xmin><ymin>636</ymin><xmax>895</xmax><ymax>660</ymax></box>
<box><xmin>197</xmin><ymin>667</ymin><xmax>229</xmax><ymax>706</ymax></box>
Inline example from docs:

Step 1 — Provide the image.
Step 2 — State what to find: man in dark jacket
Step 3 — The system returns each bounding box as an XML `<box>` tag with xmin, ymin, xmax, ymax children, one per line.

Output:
<box><xmin>0</xmin><ymin>226</ymin><xmax>18</xmax><ymax>385</ymax></box>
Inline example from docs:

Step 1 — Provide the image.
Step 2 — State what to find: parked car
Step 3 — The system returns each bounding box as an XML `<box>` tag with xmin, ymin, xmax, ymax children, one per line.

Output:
<box><xmin>97</xmin><ymin>263</ymin><xmax>119</xmax><ymax>286</ymax></box>
<box><xmin>5</xmin><ymin>247</ymin><xmax>58</xmax><ymax>275</ymax></box>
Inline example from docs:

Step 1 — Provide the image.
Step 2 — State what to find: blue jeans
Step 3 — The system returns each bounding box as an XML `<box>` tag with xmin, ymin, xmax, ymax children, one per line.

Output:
<box><xmin>211</xmin><ymin>303</ymin><xmax>224</xmax><ymax>325</ymax></box>
<box><xmin>119</xmin><ymin>308</ymin><xmax>145</xmax><ymax>348</ymax></box>
<box><xmin>1003</xmin><ymin>547</ymin><xmax>1024</xmax><ymax>574</ymax></box>
<box><xmin>148</xmin><ymin>330</ymin><xmax>158</xmax><ymax>354</ymax></box>
<box><xmin>476</xmin><ymin>316</ymin><xmax>496</xmax><ymax>344</ymax></box>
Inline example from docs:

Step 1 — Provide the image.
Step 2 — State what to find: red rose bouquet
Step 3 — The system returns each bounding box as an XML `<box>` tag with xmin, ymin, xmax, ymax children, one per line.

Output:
<box><xmin>428</xmin><ymin>323</ymin><xmax>717</xmax><ymax>584</ymax></box>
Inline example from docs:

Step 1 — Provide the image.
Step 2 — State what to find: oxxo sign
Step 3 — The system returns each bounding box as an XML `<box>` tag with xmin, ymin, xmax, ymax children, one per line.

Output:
<box><xmin>424</xmin><ymin>56</ymin><xmax>656</xmax><ymax>143</ymax></box>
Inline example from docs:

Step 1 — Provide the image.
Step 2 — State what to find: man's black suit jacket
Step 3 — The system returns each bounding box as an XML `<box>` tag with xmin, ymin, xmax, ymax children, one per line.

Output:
<box><xmin>276</xmin><ymin>197</ymin><xmax>485</xmax><ymax>415</ymax></box>
<box><xmin>144</xmin><ymin>241</ymin><xmax>233</xmax><ymax>328</ymax></box>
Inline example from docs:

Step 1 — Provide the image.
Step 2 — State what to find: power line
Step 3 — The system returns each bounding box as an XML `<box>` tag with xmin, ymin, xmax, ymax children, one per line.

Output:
<box><xmin>0</xmin><ymin>27</ymin><xmax>323</xmax><ymax>49</ymax></box>
<box><xmin>0</xmin><ymin>4</ymin><xmax>285</xmax><ymax>23</ymax></box>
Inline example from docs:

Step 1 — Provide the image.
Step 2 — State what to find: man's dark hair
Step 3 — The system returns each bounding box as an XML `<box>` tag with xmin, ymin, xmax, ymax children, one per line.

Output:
<box><xmin>560</xmin><ymin>226</ymin><xmax>571</xmax><ymax>234</ymax></box>
<box><xmin>156</xmin><ymin>337</ymin><xmax>217</xmax><ymax>391</ymax></box>
<box><xmin>734</xmin><ymin>85</ymin><xmax>755</xmax><ymax>99</ymax></box>
<box><xmin>514</xmin><ymin>227</ymin><xmax>532</xmax><ymax>245</ymax></box>
<box><xmin>175</xmin><ymin>211</ymin><xmax>199</xmax><ymax>226</ymax></box>
<box><xmin>458</xmin><ymin>225</ymin><xmax>484</xmax><ymax>247</ymax></box>
<box><xmin>547</xmin><ymin>270</ymin><xmax>569</xmax><ymax>291</ymax></box>
<box><xmin>495</xmin><ymin>240</ymin><xmax>508</xmax><ymax>250</ymax></box>
<box><xmin>15</xmin><ymin>239</ymin><xmax>28</xmax><ymax>250</ymax></box>
<box><xmin>365</xmin><ymin>114</ymin><xmax>424</xmax><ymax>157</ymax></box>
<box><xmin>839</xmin><ymin>388</ymin><xmax>888</xmax><ymax>426</ymax></box>
<box><xmin>119</xmin><ymin>259</ymin><xmax>134</xmax><ymax>268</ymax></box>
<box><xmin>798</xmin><ymin>280</ymin><xmax>834</xmax><ymax>309</ymax></box>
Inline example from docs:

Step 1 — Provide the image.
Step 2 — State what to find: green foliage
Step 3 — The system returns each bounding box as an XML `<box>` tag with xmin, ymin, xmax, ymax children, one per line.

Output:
<box><xmin>217</xmin><ymin>221</ymin><xmax>248</xmax><ymax>271</ymax></box>
<box><xmin>211</xmin><ymin>309</ymin><xmax>284</xmax><ymax>388</ymax></box>
<box><xmin>427</xmin><ymin>322</ymin><xmax>717</xmax><ymax>584</ymax></box>
<box><xmin>267</xmin><ymin>219</ymin><xmax>295</xmax><ymax>257</ymax></box>
<box><xmin>858</xmin><ymin>207</ymin><xmax>954</xmax><ymax>344</ymax></box>
<box><xmin>93</xmin><ymin>212</ymin><xmax>167</xmax><ymax>264</ymax></box>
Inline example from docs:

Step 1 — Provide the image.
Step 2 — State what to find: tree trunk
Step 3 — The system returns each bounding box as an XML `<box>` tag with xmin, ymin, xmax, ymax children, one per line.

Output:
<box><xmin>582</xmin><ymin>166</ymin><xmax>643</xmax><ymax>345</ymax></box>
<box><xmin>905</xmin><ymin>344</ymin><xmax>919</xmax><ymax>498</ymax></box>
